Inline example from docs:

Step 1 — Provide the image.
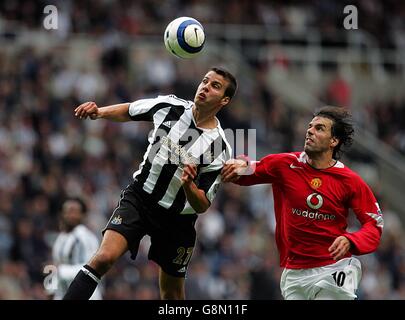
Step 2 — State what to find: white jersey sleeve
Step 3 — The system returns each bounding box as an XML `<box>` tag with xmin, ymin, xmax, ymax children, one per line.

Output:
<box><xmin>129</xmin><ymin>95</ymin><xmax>192</xmax><ymax>122</ymax></box>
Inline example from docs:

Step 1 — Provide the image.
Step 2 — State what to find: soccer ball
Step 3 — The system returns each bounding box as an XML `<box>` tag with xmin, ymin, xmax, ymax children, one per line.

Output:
<box><xmin>164</xmin><ymin>17</ymin><xmax>205</xmax><ymax>59</ymax></box>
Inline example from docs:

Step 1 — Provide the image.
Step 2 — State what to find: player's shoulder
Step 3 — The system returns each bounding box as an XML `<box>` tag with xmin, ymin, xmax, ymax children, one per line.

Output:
<box><xmin>156</xmin><ymin>94</ymin><xmax>193</xmax><ymax>108</ymax></box>
<box><xmin>327</xmin><ymin>160</ymin><xmax>370</xmax><ymax>191</ymax></box>
<box><xmin>333</xmin><ymin>162</ymin><xmax>365</xmax><ymax>181</ymax></box>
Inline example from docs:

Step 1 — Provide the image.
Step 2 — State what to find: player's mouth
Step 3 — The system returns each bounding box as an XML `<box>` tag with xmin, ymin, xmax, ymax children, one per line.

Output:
<box><xmin>198</xmin><ymin>93</ymin><xmax>206</xmax><ymax>100</ymax></box>
<box><xmin>305</xmin><ymin>137</ymin><xmax>314</xmax><ymax>144</ymax></box>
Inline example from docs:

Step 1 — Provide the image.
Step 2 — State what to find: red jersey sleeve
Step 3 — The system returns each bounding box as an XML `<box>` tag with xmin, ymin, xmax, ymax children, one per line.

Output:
<box><xmin>234</xmin><ymin>154</ymin><xmax>282</xmax><ymax>186</ymax></box>
<box><xmin>343</xmin><ymin>176</ymin><xmax>383</xmax><ymax>255</ymax></box>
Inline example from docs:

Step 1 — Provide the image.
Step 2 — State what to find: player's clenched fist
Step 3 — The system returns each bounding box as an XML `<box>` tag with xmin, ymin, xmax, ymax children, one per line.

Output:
<box><xmin>181</xmin><ymin>164</ymin><xmax>197</xmax><ymax>185</ymax></box>
<box><xmin>74</xmin><ymin>101</ymin><xmax>99</xmax><ymax>120</ymax></box>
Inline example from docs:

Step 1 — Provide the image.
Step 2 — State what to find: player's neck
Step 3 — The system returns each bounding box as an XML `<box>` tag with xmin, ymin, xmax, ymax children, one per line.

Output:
<box><xmin>63</xmin><ymin>224</ymin><xmax>77</xmax><ymax>233</ymax></box>
<box><xmin>307</xmin><ymin>154</ymin><xmax>336</xmax><ymax>169</ymax></box>
<box><xmin>192</xmin><ymin>105</ymin><xmax>218</xmax><ymax>129</ymax></box>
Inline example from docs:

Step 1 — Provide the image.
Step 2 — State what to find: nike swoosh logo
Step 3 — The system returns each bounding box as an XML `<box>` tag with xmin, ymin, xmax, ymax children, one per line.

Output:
<box><xmin>290</xmin><ymin>164</ymin><xmax>303</xmax><ymax>169</ymax></box>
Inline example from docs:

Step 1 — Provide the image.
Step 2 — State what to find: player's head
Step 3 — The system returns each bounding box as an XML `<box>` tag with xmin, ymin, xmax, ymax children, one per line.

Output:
<box><xmin>210</xmin><ymin>67</ymin><xmax>237</xmax><ymax>102</ymax></box>
<box><xmin>305</xmin><ymin>106</ymin><xmax>354</xmax><ymax>160</ymax></box>
<box><xmin>60</xmin><ymin>197</ymin><xmax>87</xmax><ymax>231</ymax></box>
<box><xmin>194</xmin><ymin>67</ymin><xmax>237</xmax><ymax>109</ymax></box>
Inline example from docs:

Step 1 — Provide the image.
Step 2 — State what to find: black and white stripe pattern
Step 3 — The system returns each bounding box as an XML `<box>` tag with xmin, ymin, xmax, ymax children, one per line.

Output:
<box><xmin>129</xmin><ymin>95</ymin><xmax>232</xmax><ymax>214</ymax></box>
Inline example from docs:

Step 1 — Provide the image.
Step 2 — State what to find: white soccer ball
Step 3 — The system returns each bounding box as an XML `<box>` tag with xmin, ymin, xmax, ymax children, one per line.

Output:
<box><xmin>164</xmin><ymin>17</ymin><xmax>205</xmax><ymax>59</ymax></box>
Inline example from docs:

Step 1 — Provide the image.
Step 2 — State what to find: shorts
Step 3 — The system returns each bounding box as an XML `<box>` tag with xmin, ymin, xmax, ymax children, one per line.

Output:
<box><xmin>103</xmin><ymin>183</ymin><xmax>197</xmax><ymax>278</ymax></box>
<box><xmin>280</xmin><ymin>257</ymin><xmax>362</xmax><ymax>300</ymax></box>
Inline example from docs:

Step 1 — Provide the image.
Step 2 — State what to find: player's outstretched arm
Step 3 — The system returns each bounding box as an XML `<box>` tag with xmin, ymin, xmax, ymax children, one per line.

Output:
<box><xmin>221</xmin><ymin>159</ymin><xmax>248</xmax><ymax>182</ymax></box>
<box><xmin>74</xmin><ymin>102</ymin><xmax>131</xmax><ymax>122</ymax></box>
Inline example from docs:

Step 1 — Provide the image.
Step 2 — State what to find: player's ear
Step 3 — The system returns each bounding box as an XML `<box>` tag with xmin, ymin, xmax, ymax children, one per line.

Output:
<box><xmin>221</xmin><ymin>96</ymin><xmax>230</xmax><ymax>107</ymax></box>
<box><xmin>330</xmin><ymin>136</ymin><xmax>339</xmax><ymax>148</ymax></box>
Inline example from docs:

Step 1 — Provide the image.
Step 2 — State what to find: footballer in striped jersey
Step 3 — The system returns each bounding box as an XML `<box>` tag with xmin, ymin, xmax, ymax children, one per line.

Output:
<box><xmin>63</xmin><ymin>67</ymin><xmax>237</xmax><ymax>300</ymax></box>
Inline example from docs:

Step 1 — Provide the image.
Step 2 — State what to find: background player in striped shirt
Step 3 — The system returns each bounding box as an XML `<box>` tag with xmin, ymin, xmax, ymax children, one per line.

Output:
<box><xmin>63</xmin><ymin>67</ymin><xmax>237</xmax><ymax>300</ymax></box>
<box><xmin>49</xmin><ymin>197</ymin><xmax>101</xmax><ymax>300</ymax></box>
<box><xmin>222</xmin><ymin>106</ymin><xmax>383</xmax><ymax>300</ymax></box>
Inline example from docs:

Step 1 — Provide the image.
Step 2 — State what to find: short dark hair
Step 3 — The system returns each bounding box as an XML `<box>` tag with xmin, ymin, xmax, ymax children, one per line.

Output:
<box><xmin>210</xmin><ymin>67</ymin><xmax>237</xmax><ymax>100</ymax></box>
<box><xmin>63</xmin><ymin>197</ymin><xmax>87</xmax><ymax>214</ymax></box>
<box><xmin>314</xmin><ymin>106</ymin><xmax>354</xmax><ymax>159</ymax></box>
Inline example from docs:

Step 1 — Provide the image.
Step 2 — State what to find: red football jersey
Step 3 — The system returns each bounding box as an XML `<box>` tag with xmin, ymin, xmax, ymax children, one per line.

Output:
<box><xmin>236</xmin><ymin>152</ymin><xmax>383</xmax><ymax>269</ymax></box>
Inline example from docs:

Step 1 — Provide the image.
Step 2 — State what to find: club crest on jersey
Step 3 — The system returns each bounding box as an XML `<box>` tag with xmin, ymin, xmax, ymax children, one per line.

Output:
<box><xmin>310</xmin><ymin>178</ymin><xmax>322</xmax><ymax>189</ymax></box>
<box><xmin>111</xmin><ymin>215</ymin><xmax>122</xmax><ymax>225</ymax></box>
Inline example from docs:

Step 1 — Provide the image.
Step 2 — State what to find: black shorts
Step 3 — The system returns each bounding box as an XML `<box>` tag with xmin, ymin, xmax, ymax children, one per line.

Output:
<box><xmin>103</xmin><ymin>183</ymin><xmax>197</xmax><ymax>278</ymax></box>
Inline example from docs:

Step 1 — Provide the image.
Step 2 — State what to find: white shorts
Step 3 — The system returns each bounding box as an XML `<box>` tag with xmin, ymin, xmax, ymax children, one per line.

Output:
<box><xmin>280</xmin><ymin>257</ymin><xmax>362</xmax><ymax>300</ymax></box>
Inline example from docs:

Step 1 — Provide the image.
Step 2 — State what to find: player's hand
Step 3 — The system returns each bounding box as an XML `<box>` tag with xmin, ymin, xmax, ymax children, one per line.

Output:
<box><xmin>181</xmin><ymin>164</ymin><xmax>197</xmax><ymax>186</ymax></box>
<box><xmin>221</xmin><ymin>159</ymin><xmax>248</xmax><ymax>182</ymax></box>
<box><xmin>328</xmin><ymin>236</ymin><xmax>351</xmax><ymax>261</ymax></box>
<box><xmin>74</xmin><ymin>101</ymin><xmax>100</xmax><ymax>120</ymax></box>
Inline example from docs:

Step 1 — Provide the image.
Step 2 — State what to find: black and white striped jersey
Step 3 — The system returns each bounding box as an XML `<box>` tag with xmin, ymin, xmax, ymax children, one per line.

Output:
<box><xmin>129</xmin><ymin>94</ymin><xmax>232</xmax><ymax>214</ymax></box>
<box><xmin>51</xmin><ymin>225</ymin><xmax>101</xmax><ymax>300</ymax></box>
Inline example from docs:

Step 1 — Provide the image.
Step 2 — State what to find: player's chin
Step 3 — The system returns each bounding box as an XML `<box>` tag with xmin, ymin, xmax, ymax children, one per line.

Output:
<box><xmin>304</xmin><ymin>144</ymin><xmax>316</xmax><ymax>152</ymax></box>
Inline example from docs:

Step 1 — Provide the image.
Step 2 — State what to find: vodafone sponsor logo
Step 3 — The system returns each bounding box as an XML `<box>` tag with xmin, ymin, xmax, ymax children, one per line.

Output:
<box><xmin>292</xmin><ymin>193</ymin><xmax>335</xmax><ymax>221</ymax></box>
<box><xmin>306</xmin><ymin>193</ymin><xmax>323</xmax><ymax>210</ymax></box>
<box><xmin>291</xmin><ymin>193</ymin><xmax>336</xmax><ymax>221</ymax></box>
<box><xmin>291</xmin><ymin>208</ymin><xmax>336</xmax><ymax>221</ymax></box>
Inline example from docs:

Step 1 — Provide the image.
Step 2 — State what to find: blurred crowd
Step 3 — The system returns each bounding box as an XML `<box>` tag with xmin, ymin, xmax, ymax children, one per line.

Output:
<box><xmin>0</xmin><ymin>0</ymin><xmax>405</xmax><ymax>300</ymax></box>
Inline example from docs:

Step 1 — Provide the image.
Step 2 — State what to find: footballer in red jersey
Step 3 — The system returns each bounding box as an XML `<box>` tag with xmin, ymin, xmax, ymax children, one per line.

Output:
<box><xmin>222</xmin><ymin>106</ymin><xmax>383</xmax><ymax>299</ymax></box>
